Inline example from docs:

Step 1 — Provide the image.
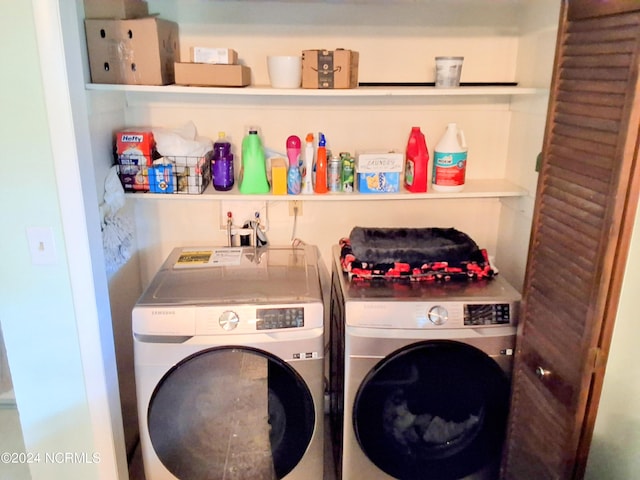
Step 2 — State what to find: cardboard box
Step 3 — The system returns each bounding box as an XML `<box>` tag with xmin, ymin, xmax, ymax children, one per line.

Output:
<box><xmin>85</xmin><ymin>18</ymin><xmax>179</xmax><ymax>85</ymax></box>
<box><xmin>302</xmin><ymin>49</ymin><xmax>359</xmax><ymax>89</ymax></box>
<box><xmin>84</xmin><ymin>0</ymin><xmax>149</xmax><ymax>19</ymax></box>
<box><xmin>191</xmin><ymin>47</ymin><xmax>238</xmax><ymax>65</ymax></box>
<box><xmin>356</xmin><ymin>151</ymin><xmax>404</xmax><ymax>193</ymax></box>
<box><xmin>174</xmin><ymin>63</ymin><xmax>251</xmax><ymax>87</ymax></box>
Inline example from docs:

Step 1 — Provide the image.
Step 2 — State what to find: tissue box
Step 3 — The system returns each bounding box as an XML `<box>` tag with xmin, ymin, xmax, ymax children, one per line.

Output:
<box><xmin>148</xmin><ymin>153</ymin><xmax>212</xmax><ymax>194</ymax></box>
<box><xmin>356</xmin><ymin>151</ymin><xmax>404</xmax><ymax>193</ymax></box>
<box><xmin>85</xmin><ymin>17</ymin><xmax>179</xmax><ymax>85</ymax></box>
<box><xmin>302</xmin><ymin>49</ymin><xmax>359</xmax><ymax>89</ymax></box>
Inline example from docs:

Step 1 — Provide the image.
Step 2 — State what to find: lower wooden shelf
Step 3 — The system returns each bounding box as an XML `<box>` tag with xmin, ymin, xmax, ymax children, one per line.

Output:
<box><xmin>124</xmin><ymin>179</ymin><xmax>528</xmax><ymax>202</ymax></box>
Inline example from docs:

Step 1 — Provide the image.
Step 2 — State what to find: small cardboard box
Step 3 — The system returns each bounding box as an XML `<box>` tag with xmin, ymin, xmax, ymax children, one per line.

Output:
<box><xmin>302</xmin><ymin>49</ymin><xmax>359</xmax><ymax>89</ymax></box>
<box><xmin>191</xmin><ymin>47</ymin><xmax>238</xmax><ymax>65</ymax></box>
<box><xmin>84</xmin><ymin>0</ymin><xmax>149</xmax><ymax>19</ymax></box>
<box><xmin>174</xmin><ymin>63</ymin><xmax>251</xmax><ymax>87</ymax></box>
<box><xmin>356</xmin><ymin>151</ymin><xmax>404</xmax><ymax>193</ymax></box>
<box><xmin>85</xmin><ymin>18</ymin><xmax>179</xmax><ymax>85</ymax></box>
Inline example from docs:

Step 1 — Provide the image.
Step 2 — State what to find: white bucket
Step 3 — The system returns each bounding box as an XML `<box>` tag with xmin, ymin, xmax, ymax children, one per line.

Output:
<box><xmin>435</xmin><ymin>56</ymin><xmax>464</xmax><ymax>88</ymax></box>
<box><xmin>267</xmin><ymin>55</ymin><xmax>302</xmax><ymax>89</ymax></box>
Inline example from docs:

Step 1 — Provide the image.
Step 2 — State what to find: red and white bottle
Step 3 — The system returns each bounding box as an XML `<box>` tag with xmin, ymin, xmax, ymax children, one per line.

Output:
<box><xmin>404</xmin><ymin>126</ymin><xmax>429</xmax><ymax>193</ymax></box>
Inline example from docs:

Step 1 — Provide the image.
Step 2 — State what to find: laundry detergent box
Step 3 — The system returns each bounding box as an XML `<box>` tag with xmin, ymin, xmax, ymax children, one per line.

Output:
<box><xmin>356</xmin><ymin>151</ymin><xmax>404</xmax><ymax>193</ymax></box>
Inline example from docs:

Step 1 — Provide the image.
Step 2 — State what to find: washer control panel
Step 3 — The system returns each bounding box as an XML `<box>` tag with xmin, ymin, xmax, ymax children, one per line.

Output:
<box><xmin>256</xmin><ymin>307</ymin><xmax>305</xmax><ymax>330</ymax></box>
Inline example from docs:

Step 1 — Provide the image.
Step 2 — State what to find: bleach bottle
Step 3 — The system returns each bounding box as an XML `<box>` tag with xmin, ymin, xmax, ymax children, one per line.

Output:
<box><xmin>404</xmin><ymin>126</ymin><xmax>429</xmax><ymax>193</ymax></box>
<box><xmin>432</xmin><ymin>123</ymin><xmax>467</xmax><ymax>192</ymax></box>
<box><xmin>239</xmin><ymin>128</ymin><xmax>270</xmax><ymax>194</ymax></box>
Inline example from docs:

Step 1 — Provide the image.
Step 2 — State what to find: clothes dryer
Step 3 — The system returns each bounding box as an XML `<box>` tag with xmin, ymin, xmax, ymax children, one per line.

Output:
<box><xmin>329</xmin><ymin>245</ymin><xmax>520</xmax><ymax>480</ymax></box>
<box><xmin>133</xmin><ymin>245</ymin><xmax>324</xmax><ymax>480</ymax></box>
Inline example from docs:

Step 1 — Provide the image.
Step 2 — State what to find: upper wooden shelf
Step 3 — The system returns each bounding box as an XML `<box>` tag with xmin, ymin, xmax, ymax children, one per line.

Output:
<box><xmin>86</xmin><ymin>83</ymin><xmax>543</xmax><ymax>98</ymax></box>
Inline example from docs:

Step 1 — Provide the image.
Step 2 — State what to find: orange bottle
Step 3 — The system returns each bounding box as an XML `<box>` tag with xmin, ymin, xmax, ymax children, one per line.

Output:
<box><xmin>314</xmin><ymin>132</ymin><xmax>328</xmax><ymax>193</ymax></box>
<box><xmin>404</xmin><ymin>126</ymin><xmax>429</xmax><ymax>193</ymax></box>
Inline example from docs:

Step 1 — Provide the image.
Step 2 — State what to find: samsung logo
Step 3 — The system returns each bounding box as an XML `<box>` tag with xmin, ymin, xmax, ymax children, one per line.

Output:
<box><xmin>151</xmin><ymin>310</ymin><xmax>176</xmax><ymax>316</ymax></box>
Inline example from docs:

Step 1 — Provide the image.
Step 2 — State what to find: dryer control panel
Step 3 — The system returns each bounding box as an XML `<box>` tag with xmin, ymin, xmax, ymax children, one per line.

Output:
<box><xmin>464</xmin><ymin>303</ymin><xmax>512</xmax><ymax>325</ymax></box>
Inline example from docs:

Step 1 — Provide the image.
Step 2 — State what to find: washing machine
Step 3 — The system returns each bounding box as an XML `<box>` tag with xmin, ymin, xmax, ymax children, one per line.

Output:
<box><xmin>133</xmin><ymin>245</ymin><xmax>324</xmax><ymax>480</ymax></box>
<box><xmin>329</xmin><ymin>245</ymin><xmax>520</xmax><ymax>480</ymax></box>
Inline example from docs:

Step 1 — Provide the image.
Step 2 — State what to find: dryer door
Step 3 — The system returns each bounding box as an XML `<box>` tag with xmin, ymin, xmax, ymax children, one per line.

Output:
<box><xmin>147</xmin><ymin>346</ymin><xmax>315</xmax><ymax>479</ymax></box>
<box><xmin>353</xmin><ymin>340</ymin><xmax>510</xmax><ymax>480</ymax></box>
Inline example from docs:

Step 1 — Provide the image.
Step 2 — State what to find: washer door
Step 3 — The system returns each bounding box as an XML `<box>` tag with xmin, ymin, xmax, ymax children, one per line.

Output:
<box><xmin>147</xmin><ymin>346</ymin><xmax>315</xmax><ymax>479</ymax></box>
<box><xmin>353</xmin><ymin>340</ymin><xmax>510</xmax><ymax>480</ymax></box>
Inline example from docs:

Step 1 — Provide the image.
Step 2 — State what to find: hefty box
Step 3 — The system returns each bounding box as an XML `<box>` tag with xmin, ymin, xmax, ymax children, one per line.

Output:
<box><xmin>116</xmin><ymin>129</ymin><xmax>154</xmax><ymax>192</ymax></box>
<box><xmin>302</xmin><ymin>49</ymin><xmax>359</xmax><ymax>89</ymax></box>
<box><xmin>174</xmin><ymin>63</ymin><xmax>251</xmax><ymax>87</ymax></box>
<box><xmin>85</xmin><ymin>18</ymin><xmax>179</xmax><ymax>85</ymax></box>
<box><xmin>356</xmin><ymin>151</ymin><xmax>404</xmax><ymax>193</ymax></box>
<box><xmin>83</xmin><ymin>0</ymin><xmax>149</xmax><ymax>19</ymax></box>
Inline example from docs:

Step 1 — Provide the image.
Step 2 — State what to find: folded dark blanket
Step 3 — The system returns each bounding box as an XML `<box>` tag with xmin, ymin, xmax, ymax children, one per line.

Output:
<box><xmin>340</xmin><ymin>230</ymin><xmax>494</xmax><ymax>282</ymax></box>
<box><xmin>349</xmin><ymin>227</ymin><xmax>482</xmax><ymax>264</ymax></box>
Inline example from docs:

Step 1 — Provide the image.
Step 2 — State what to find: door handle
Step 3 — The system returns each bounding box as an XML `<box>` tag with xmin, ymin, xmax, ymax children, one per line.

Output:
<box><xmin>535</xmin><ymin>366</ymin><xmax>551</xmax><ymax>379</ymax></box>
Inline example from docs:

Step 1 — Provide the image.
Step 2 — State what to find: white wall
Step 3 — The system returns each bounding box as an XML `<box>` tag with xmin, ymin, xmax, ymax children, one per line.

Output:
<box><xmin>0</xmin><ymin>1</ymin><xmax>124</xmax><ymax>478</ymax></box>
<box><xmin>125</xmin><ymin>0</ymin><xmax>531</xmax><ymax>287</ymax></box>
<box><xmin>585</xmin><ymin>203</ymin><xmax>640</xmax><ymax>479</ymax></box>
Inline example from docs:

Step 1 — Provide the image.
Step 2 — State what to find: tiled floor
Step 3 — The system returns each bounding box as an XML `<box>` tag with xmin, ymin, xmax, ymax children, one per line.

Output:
<box><xmin>128</xmin><ymin>415</ymin><xmax>337</xmax><ymax>480</ymax></box>
<box><xmin>0</xmin><ymin>398</ymin><xmax>335</xmax><ymax>480</ymax></box>
<box><xmin>0</xmin><ymin>403</ymin><xmax>31</xmax><ymax>480</ymax></box>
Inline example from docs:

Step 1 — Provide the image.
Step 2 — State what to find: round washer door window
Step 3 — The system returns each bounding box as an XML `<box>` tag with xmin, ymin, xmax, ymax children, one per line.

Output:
<box><xmin>147</xmin><ymin>346</ymin><xmax>315</xmax><ymax>479</ymax></box>
<box><xmin>353</xmin><ymin>340</ymin><xmax>510</xmax><ymax>480</ymax></box>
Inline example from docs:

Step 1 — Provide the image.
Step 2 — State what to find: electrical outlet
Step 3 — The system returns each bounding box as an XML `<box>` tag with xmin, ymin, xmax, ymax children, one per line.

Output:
<box><xmin>289</xmin><ymin>200</ymin><xmax>302</xmax><ymax>216</ymax></box>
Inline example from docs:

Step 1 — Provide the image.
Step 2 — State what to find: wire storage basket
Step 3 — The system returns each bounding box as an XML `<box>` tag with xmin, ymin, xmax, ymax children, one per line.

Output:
<box><xmin>116</xmin><ymin>151</ymin><xmax>212</xmax><ymax>194</ymax></box>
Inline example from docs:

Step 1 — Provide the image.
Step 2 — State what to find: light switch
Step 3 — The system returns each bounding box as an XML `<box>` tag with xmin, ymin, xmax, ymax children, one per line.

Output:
<box><xmin>26</xmin><ymin>227</ymin><xmax>57</xmax><ymax>265</ymax></box>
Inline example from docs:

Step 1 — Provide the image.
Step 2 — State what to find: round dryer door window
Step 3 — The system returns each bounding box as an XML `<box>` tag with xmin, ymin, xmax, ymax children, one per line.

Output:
<box><xmin>353</xmin><ymin>340</ymin><xmax>510</xmax><ymax>480</ymax></box>
<box><xmin>147</xmin><ymin>346</ymin><xmax>315</xmax><ymax>479</ymax></box>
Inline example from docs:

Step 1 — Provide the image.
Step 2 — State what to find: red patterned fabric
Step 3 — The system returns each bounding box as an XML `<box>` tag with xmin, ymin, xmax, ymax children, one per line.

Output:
<box><xmin>339</xmin><ymin>237</ymin><xmax>495</xmax><ymax>282</ymax></box>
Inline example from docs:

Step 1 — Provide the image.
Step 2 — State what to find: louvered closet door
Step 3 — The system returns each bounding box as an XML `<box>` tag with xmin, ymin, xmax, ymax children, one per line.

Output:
<box><xmin>502</xmin><ymin>2</ymin><xmax>640</xmax><ymax>479</ymax></box>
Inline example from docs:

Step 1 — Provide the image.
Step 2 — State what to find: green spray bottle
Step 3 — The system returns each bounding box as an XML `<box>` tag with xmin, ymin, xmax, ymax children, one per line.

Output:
<box><xmin>239</xmin><ymin>128</ymin><xmax>270</xmax><ymax>194</ymax></box>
